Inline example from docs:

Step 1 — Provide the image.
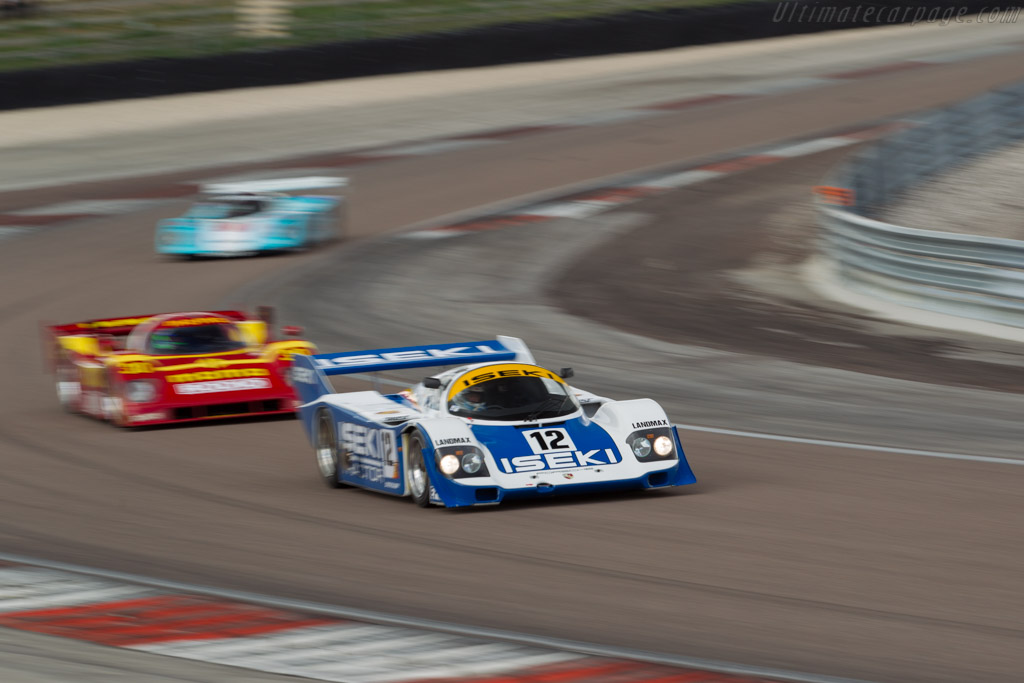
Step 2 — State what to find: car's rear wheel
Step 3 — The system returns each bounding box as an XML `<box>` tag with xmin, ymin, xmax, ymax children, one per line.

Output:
<box><xmin>406</xmin><ymin>432</ymin><xmax>431</xmax><ymax>507</ymax></box>
<box><xmin>315</xmin><ymin>410</ymin><xmax>346</xmax><ymax>488</ymax></box>
<box><xmin>54</xmin><ymin>357</ymin><xmax>81</xmax><ymax>413</ymax></box>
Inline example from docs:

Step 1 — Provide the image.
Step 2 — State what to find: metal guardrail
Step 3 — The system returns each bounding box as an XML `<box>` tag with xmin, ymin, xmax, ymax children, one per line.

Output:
<box><xmin>818</xmin><ymin>80</ymin><xmax>1024</xmax><ymax>328</ymax></box>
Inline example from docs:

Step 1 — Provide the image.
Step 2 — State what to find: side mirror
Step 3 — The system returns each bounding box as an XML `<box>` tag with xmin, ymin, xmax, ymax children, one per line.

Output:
<box><xmin>97</xmin><ymin>334</ymin><xmax>116</xmax><ymax>353</ymax></box>
<box><xmin>559</xmin><ymin>367</ymin><xmax>574</xmax><ymax>379</ymax></box>
<box><xmin>423</xmin><ymin>377</ymin><xmax>441</xmax><ymax>389</ymax></box>
<box><xmin>281</xmin><ymin>325</ymin><xmax>303</xmax><ymax>337</ymax></box>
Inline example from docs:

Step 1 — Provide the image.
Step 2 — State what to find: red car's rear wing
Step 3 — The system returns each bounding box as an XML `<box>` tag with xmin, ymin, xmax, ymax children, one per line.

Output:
<box><xmin>47</xmin><ymin>310</ymin><xmax>248</xmax><ymax>338</ymax></box>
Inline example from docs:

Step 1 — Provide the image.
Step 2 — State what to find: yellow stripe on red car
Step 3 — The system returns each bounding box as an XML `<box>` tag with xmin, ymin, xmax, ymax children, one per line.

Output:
<box><xmin>166</xmin><ymin>368</ymin><xmax>271</xmax><ymax>383</ymax></box>
<box><xmin>75</xmin><ymin>317</ymin><xmax>151</xmax><ymax>330</ymax></box>
<box><xmin>159</xmin><ymin>316</ymin><xmax>234</xmax><ymax>328</ymax></box>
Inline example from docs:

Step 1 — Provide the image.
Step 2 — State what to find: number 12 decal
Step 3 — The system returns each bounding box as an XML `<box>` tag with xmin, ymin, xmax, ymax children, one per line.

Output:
<box><xmin>523</xmin><ymin>428</ymin><xmax>576</xmax><ymax>454</ymax></box>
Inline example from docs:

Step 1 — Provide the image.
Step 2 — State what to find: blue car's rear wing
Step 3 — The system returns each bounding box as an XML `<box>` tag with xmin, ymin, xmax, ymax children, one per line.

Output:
<box><xmin>290</xmin><ymin>336</ymin><xmax>534</xmax><ymax>404</ymax></box>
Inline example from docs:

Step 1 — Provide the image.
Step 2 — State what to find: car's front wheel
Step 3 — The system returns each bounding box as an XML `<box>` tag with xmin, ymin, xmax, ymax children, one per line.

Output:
<box><xmin>105</xmin><ymin>375</ymin><xmax>129</xmax><ymax>428</ymax></box>
<box><xmin>406</xmin><ymin>433</ymin><xmax>431</xmax><ymax>507</ymax></box>
<box><xmin>315</xmin><ymin>409</ymin><xmax>345</xmax><ymax>488</ymax></box>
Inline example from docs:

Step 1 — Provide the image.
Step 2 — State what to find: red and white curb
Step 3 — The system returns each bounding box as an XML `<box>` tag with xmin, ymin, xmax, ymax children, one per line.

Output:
<box><xmin>0</xmin><ymin>559</ymin><xmax>868</xmax><ymax>683</ymax></box>
<box><xmin>400</xmin><ymin>124</ymin><xmax>903</xmax><ymax>240</ymax></box>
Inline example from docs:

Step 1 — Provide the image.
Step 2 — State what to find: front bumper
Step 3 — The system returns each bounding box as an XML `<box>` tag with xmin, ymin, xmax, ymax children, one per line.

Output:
<box><xmin>156</xmin><ymin>244</ymin><xmax>265</xmax><ymax>257</ymax></box>
<box><xmin>120</xmin><ymin>394</ymin><xmax>301</xmax><ymax>426</ymax></box>
<box><xmin>429</xmin><ymin>461</ymin><xmax>695</xmax><ymax>508</ymax></box>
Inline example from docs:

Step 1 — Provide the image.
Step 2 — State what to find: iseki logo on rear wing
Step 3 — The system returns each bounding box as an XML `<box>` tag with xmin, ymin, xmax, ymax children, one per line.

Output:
<box><xmin>309</xmin><ymin>337</ymin><xmax>533</xmax><ymax>376</ymax></box>
<box><xmin>314</xmin><ymin>344</ymin><xmax>508</xmax><ymax>371</ymax></box>
<box><xmin>290</xmin><ymin>337</ymin><xmax>535</xmax><ymax>405</ymax></box>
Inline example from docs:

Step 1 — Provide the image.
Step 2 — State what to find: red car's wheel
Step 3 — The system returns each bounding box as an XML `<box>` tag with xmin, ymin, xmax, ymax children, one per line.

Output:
<box><xmin>106</xmin><ymin>376</ymin><xmax>129</xmax><ymax>428</ymax></box>
<box><xmin>54</xmin><ymin>357</ymin><xmax>81</xmax><ymax>413</ymax></box>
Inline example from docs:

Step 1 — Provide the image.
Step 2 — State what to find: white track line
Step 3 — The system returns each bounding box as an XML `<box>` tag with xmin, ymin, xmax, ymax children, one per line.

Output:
<box><xmin>516</xmin><ymin>202</ymin><xmax>609</xmax><ymax>218</ymax></box>
<box><xmin>768</xmin><ymin>136</ymin><xmax>859</xmax><ymax>157</ymax></box>
<box><xmin>638</xmin><ymin>169</ymin><xmax>723</xmax><ymax>189</ymax></box>
<box><xmin>0</xmin><ymin>226</ymin><xmax>30</xmax><ymax>240</ymax></box>
<box><xmin>675</xmin><ymin>423</ymin><xmax>1024</xmax><ymax>465</ymax></box>
<box><xmin>362</xmin><ymin>139</ymin><xmax>499</xmax><ymax>157</ymax></box>
<box><xmin>715</xmin><ymin>76</ymin><xmax>833</xmax><ymax>96</ymax></box>
<box><xmin>9</xmin><ymin>199</ymin><xmax>169</xmax><ymax>216</ymax></box>
<box><xmin>0</xmin><ymin>583</ymin><xmax>153</xmax><ymax>613</ymax></box>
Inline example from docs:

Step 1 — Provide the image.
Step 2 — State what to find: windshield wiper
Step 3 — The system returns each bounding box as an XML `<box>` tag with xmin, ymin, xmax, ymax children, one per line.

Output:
<box><xmin>523</xmin><ymin>395</ymin><xmax>570</xmax><ymax>423</ymax></box>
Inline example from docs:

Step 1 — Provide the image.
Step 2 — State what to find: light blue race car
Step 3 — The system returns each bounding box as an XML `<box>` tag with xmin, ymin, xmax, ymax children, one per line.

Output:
<box><xmin>291</xmin><ymin>336</ymin><xmax>697</xmax><ymax>508</ymax></box>
<box><xmin>156</xmin><ymin>177</ymin><xmax>346</xmax><ymax>258</ymax></box>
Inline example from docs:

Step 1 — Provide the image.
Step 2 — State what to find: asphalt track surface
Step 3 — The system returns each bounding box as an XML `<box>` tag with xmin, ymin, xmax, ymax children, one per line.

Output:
<box><xmin>2</xmin><ymin>28</ymin><xmax>1024</xmax><ymax>683</ymax></box>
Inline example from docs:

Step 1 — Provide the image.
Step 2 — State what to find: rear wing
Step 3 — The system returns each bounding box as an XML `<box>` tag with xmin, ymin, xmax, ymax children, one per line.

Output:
<box><xmin>47</xmin><ymin>310</ymin><xmax>248</xmax><ymax>338</ymax></box>
<box><xmin>290</xmin><ymin>336</ymin><xmax>535</xmax><ymax>404</ymax></box>
<box><xmin>49</xmin><ymin>315</ymin><xmax>155</xmax><ymax>338</ymax></box>
<box><xmin>201</xmin><ymin>177</ymin><xmax>347</xmax><ymax>196</ymax></box>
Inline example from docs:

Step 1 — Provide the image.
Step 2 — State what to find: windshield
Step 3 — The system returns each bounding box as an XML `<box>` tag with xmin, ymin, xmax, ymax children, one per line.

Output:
<box><xmin>148</xmin><ymin>323</ymin><xmax>246</xmax><ymax>355</ymax></box>
<box><xmin>187</xmin><ymin>200</ymin><xmax>262</xmax><ymax>220</ymax></box>
<box><xmin>186</xmin><ymin>203</ymin><xmax>231</xmax><ymax>219</ymax></box>
<box><xmin>447</xmin><ymin>366</ymin><xmax>578</xmax><ymax>422</ymax></box>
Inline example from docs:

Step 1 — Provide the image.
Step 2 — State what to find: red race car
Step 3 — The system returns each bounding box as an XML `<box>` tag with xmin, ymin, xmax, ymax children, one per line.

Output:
<box><xmin>47</xmin><ymin>308</ymin><xmax>316</xmax><ymax>427</ymax></box>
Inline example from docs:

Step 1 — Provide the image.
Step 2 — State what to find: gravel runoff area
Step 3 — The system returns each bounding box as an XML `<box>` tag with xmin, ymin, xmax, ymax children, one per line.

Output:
<box><xmin>884</xmin><ymin>141</ymin><xmax>1024</xmax><ymax>239</ymax></box>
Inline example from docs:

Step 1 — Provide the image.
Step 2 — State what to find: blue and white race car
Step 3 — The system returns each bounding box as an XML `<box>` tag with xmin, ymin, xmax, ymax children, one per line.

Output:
<box><xmin>291</xmin><ymin>336</ymin><xmax>696</xmax><ymax>508</ymax></box>
<box><xmin>156</xmin><ymin>177</ymin><xmax>346</xmax><ymax>257</ymax></box>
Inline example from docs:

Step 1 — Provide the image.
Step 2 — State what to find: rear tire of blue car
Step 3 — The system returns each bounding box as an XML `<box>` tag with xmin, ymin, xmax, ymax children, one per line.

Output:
<box><xmin>315</xmin><ymin>409</ymin><xmax>345</xmax><ymax>489</ymax></box>
<box><xmin>406</xmin><ymin>433</ymin><xmax>431</xmax><ymax>507</ymax></box>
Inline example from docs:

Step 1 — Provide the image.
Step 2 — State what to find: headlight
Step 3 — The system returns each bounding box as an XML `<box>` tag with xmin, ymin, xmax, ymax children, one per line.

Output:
<box><xmin>631</xmin><ymin>436</ymin><xmax>652</xmax><ymax>458</ymax></box>
<box><xmin>159</xmin><ymin>232</ymin><xmax>178</xmax><ymax>246</ymax></box>
<box><xmin>439</xmin><ymin>454</ymin><xmax>460</xmax><ymax>475</ymax></box>
<box><xmin>436</xmin><ymin>446</ymin><xmax>489</xmax><ymax>478</ymax></box>
<box><xmin>626</xmin><ymin>426</ymin><xmax>678</xmax><ymax>463</ymax></box>
<box><xmin>461</xmin><ymin>452</ymin><xmax>483</xmax><ymax>474</ymax></box>
<box><xmin>125</xmin><ymin>380</ymin><xmax>157</xmax><ymax>403</ymax></box>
